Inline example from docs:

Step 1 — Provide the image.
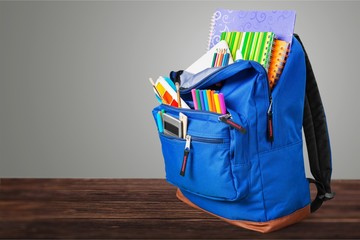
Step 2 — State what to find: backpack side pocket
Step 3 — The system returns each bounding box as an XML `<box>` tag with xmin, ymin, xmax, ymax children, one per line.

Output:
<box><xmin>153</xmin><ymin>105</ymin><xmax>250</xmax><ymax>201</ymax></box>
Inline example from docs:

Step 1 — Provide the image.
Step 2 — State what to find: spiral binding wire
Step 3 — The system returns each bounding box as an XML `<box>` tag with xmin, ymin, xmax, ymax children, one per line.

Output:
<box><xmin>268</xmin><ymin>40</ymin><xmax>290</xmax><ymax>89</ymax></box>
<box><xmin>261</xmin><ymin>34</ymin><xmax>273</xmax><ymax>70</ymax></box>
<box><xmin>207</xmin><ymin>12</ymin><xmax>217</xmax><ymax>51</ymax></box>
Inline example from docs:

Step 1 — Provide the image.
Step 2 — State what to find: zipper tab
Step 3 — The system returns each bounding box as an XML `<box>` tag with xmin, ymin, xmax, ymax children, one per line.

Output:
<box><xmin>219</xmin><ymin>114</ymin><xmax>246</xmax><ymax>134</ymax></box>
<box><xmin>180</xmin><ymin>135</ymin><xmax>191</xmax><ymax>177</ymax></box>
<box><xmin>219</xmin><ymin>113</ymin><xmax>231</xmax><ymax>120</ymax></box>
<box><xmin>267</xmin><ymin>97</ymin><xmax>274</xmax><ymax>142</ymax></box>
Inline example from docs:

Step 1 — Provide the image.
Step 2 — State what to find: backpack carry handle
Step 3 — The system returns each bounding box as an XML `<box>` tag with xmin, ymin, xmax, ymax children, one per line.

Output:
<box><xmin>294</xmin><ymin>34</ymin><xmax>335</xmax><ymax>213</ymax></box>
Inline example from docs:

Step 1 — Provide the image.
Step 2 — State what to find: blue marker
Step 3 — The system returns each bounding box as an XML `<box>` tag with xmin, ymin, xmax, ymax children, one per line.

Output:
<box><xmin>199</xmin><ymin>90</ymin><xmax>205</xmax><ymax>111</ymax></box>
<box><xmin>202</xmin><ymin>90</ymin><xmax>209</xmax><ymax>111</ymax></box>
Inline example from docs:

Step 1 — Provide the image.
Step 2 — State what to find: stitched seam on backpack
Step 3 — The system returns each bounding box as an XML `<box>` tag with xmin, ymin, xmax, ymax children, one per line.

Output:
<box><xmin>258</xmin><ymin>140</ymin><xmax>302</xmax><ymax>156</ymax></box>
<box><xmin>256</xmin><ymin>73</ymin><xmax>271</xmax><ymax>221</ymax></box>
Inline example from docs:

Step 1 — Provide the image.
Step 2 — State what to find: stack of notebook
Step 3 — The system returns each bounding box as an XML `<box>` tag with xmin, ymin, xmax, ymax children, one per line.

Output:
<box><xmin>220</xmin><ymin>31</ymin><xmax>290</xmax><ymax>89</ymax></box>
<box><xmin>208</xmin><ymin>9</ymin><xmax>296</xmax><ymax>49</ymax></box>
<box><xmin>149</xmin><ymin>9</ymin><xmax>296</xmax><ymax>101</ymax></box>
<box><xmin>208</xmin><ymin>9</ymin><xmax>296</xmax><ymax>90</ymax></box>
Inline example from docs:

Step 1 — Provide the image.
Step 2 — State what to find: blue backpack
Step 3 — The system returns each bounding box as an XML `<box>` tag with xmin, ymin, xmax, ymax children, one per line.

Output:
<box><xmin>152</xmin><ymin>35</ymin><xmax>334</xmax><ymax>233</ymax></box>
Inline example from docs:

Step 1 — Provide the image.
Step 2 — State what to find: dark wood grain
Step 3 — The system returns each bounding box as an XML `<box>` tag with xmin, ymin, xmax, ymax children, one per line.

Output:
<box><xmin>0</xmin><ymin>179</ymin><xmax>359</xmax><ymax>239</ymax></box>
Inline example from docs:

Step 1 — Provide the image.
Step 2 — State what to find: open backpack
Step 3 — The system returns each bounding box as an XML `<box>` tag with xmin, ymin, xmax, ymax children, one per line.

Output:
<box><xmin>151</xmin><ymin>22</ymin><xmax>335</xmax><ymax>232</ymax></box>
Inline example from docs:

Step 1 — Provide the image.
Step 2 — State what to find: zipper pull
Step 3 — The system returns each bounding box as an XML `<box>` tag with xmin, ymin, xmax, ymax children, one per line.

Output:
<box><xmin>219</xmin><ymin>114</ymin><xmax>246</xmax><ymax>134</ymax></box>
<box><xmin>267</xmin><ymin>98</ymin><xmax>274</xmax><ymax>142</ymax></box>
<box><xmin>180</xmin><ymin>135</ymin><xmax>191</xmax><ymax>177</ymax></box>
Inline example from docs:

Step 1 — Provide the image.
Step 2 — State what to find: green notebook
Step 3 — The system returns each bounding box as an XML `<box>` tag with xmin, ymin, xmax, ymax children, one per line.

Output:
<box><xmin>220</xmin><ymin>31</ymin><xmax>275</xmax><ymax>70</ymax></box>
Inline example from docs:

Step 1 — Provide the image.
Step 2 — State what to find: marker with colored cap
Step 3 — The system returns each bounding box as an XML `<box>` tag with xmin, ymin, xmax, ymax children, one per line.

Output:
<box><xmin>218</xmin><ymin>93</ymin><xmax>227</xmax><ymax>114</ymax></box>
<box><xmin>203</xmin><ymin>90</ymin><xmax>209</xmax><ymax>111</ymax></box>
<box><xmin>195</xmin><ymin>89</ymin><xmax>202</xmax><ymax>111</ymax></box>
<box><xmin>214</xmin><ymin>93</ymin><xmax>221</xmax><ymax>114</ymax></box>
<box><xmin>191</xmin><ymin>89</ymin><xmax>198</xmax><ymax>110</ymax></box>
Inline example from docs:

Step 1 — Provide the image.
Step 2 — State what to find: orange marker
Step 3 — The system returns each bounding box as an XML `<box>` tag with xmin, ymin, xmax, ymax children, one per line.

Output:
<box><xmin>210</xmin><ymin>90</ymin><xmax>216</xmax><ymax>113</ymax></box>
<box><xmin>206</xmin><ymin>90</ymin><xmax>213</xmax><ymax>112</ymax></box>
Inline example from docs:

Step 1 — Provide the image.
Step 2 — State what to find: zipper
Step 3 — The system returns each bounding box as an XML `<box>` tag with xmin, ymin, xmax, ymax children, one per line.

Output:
<box><xmin>180</xmin><ymin>135</ymin><xmax>191</xmax><ymax>176</ymax></box>
<box><xmin>191</xmin><ymin>136</ymin><xmax>225</xmax><ymax>144</ymax></box>
<box><xmin>160</xmin><ymin>132</ymin><xmax>225</xmax><ymax>144</ymax></box>
<box><xmin>178</xmin><ymin>60</ymin><xmax>273</xmax><ymax>142</ymax></box>
<box><xmin>180</xmin><ymin>61</ymin><xmax>252</xmax><ymax>95</ymax></box>
<box><xmin>255</xmin><ymin>62</ymin><xmax>274</xmax><ymax>142</ymax></box>
<box><xmin>254</xmin><ymin>61</ymin><xmax>274</xmax><ymax>143</ymax></box>
<box><xmin>256</xmin><ymin>61</ymin><xmax>274</xmax><ymax>143</ymax></box>
<box><xmin>179</xmin><ymin>67</ymin><xmax>227</xmax><ymax>94</ymax></box>
<box><xmin>267</xmin><ymin>96</ymin><xmax>274</xmax><ymax>142</ymax></box>
<box><xmin>179</xmin><ymin>134</ymin><xmax>226</xmax><ymax>177</ymax></box>
<box><xmin>158</xmin><ymin>105</ymin><xmax>247</xmax><ymax>135</ymax></box>
<box><xmin>219</xmin><ymin>114</ymin><xmax>246</xmax><ymax>134</ymax></box>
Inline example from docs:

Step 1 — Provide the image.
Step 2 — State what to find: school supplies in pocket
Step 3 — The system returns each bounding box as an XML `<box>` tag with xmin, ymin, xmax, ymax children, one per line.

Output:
<box><xmin>150</xmin><ymin>10</ymin><xmax>334</xmax><ymax>233</ymax></box>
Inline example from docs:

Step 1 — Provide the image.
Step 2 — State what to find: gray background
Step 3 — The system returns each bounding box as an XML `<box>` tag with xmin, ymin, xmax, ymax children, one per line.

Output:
<box><xmin>1</xmin><ymin>1</ymin><xmax>359</xmax><ymax>178</ymax></box>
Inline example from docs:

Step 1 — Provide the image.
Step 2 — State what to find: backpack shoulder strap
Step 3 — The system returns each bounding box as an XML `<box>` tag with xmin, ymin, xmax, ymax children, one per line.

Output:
<box><xmin>294</xmin><ymin>34</ymin><xmax>335</xmax><ymax>213</ymax></box>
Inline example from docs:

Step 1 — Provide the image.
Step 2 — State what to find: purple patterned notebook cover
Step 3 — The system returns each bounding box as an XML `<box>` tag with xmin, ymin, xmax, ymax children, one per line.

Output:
<box><xmin>208</xmin><ymin>9</ymin><xmax>296</xmax><ymax>50</ymax></box>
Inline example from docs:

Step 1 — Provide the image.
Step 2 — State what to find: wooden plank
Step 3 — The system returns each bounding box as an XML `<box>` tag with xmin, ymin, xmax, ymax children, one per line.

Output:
<box><xmin>0</xmin><ymin>179</ymin><xmax>359</xmax><ymax>239</ymax></box>
<box><xmin>0</xmin><ymin>201</ymin><xmax>210</xmax><ymax>220</ymax></box>
<box><xmin>1</xmin><ymin>219</ymin><xmax>360</xmax><ymax>239</ymax></box>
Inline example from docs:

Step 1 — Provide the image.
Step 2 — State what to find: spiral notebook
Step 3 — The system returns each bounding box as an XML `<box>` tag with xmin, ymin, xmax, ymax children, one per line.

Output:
<box><xmin>220</xmin><ymin>31</ymin><xmax>275</xmax><ymax>70</ymax></box>
<box><xmin>221</xmin><ymin>31</ymin><xmax>289</xmax><ymax>89</ymax></box>
<box><xmin>208</xmin><ymin>9</ymin><xmax>296</xmax><ymax>50</ymax></box>
<box><xmin>267</xmin><ymin>39</ymin><xmax>290</xmax><ymax>89</ymax></box>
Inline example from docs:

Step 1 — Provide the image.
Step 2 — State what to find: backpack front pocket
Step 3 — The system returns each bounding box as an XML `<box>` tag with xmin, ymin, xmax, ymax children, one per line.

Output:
<box><xmin>153</xmin><ymin>105</ymin><xmax>250</xmax><ymax>201</ymax></box>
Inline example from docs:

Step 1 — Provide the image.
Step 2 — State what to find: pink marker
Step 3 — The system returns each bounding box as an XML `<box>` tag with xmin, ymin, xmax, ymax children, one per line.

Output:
<box><xmin>218</xmin><ymin>93</ymin><xmax>227</xmax><ymax>114</ymax></box>
<box><xmin>191</xmin><ymin>89</ymin><xmax>198</xmax><ymax>110</ymax></box>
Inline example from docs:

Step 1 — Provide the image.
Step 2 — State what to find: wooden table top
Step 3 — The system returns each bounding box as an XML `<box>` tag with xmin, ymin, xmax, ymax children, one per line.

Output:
<box><xmin>0</xmin><ymin>179</ymin><xmax>359</xmax><ymax>239</ymax></box>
